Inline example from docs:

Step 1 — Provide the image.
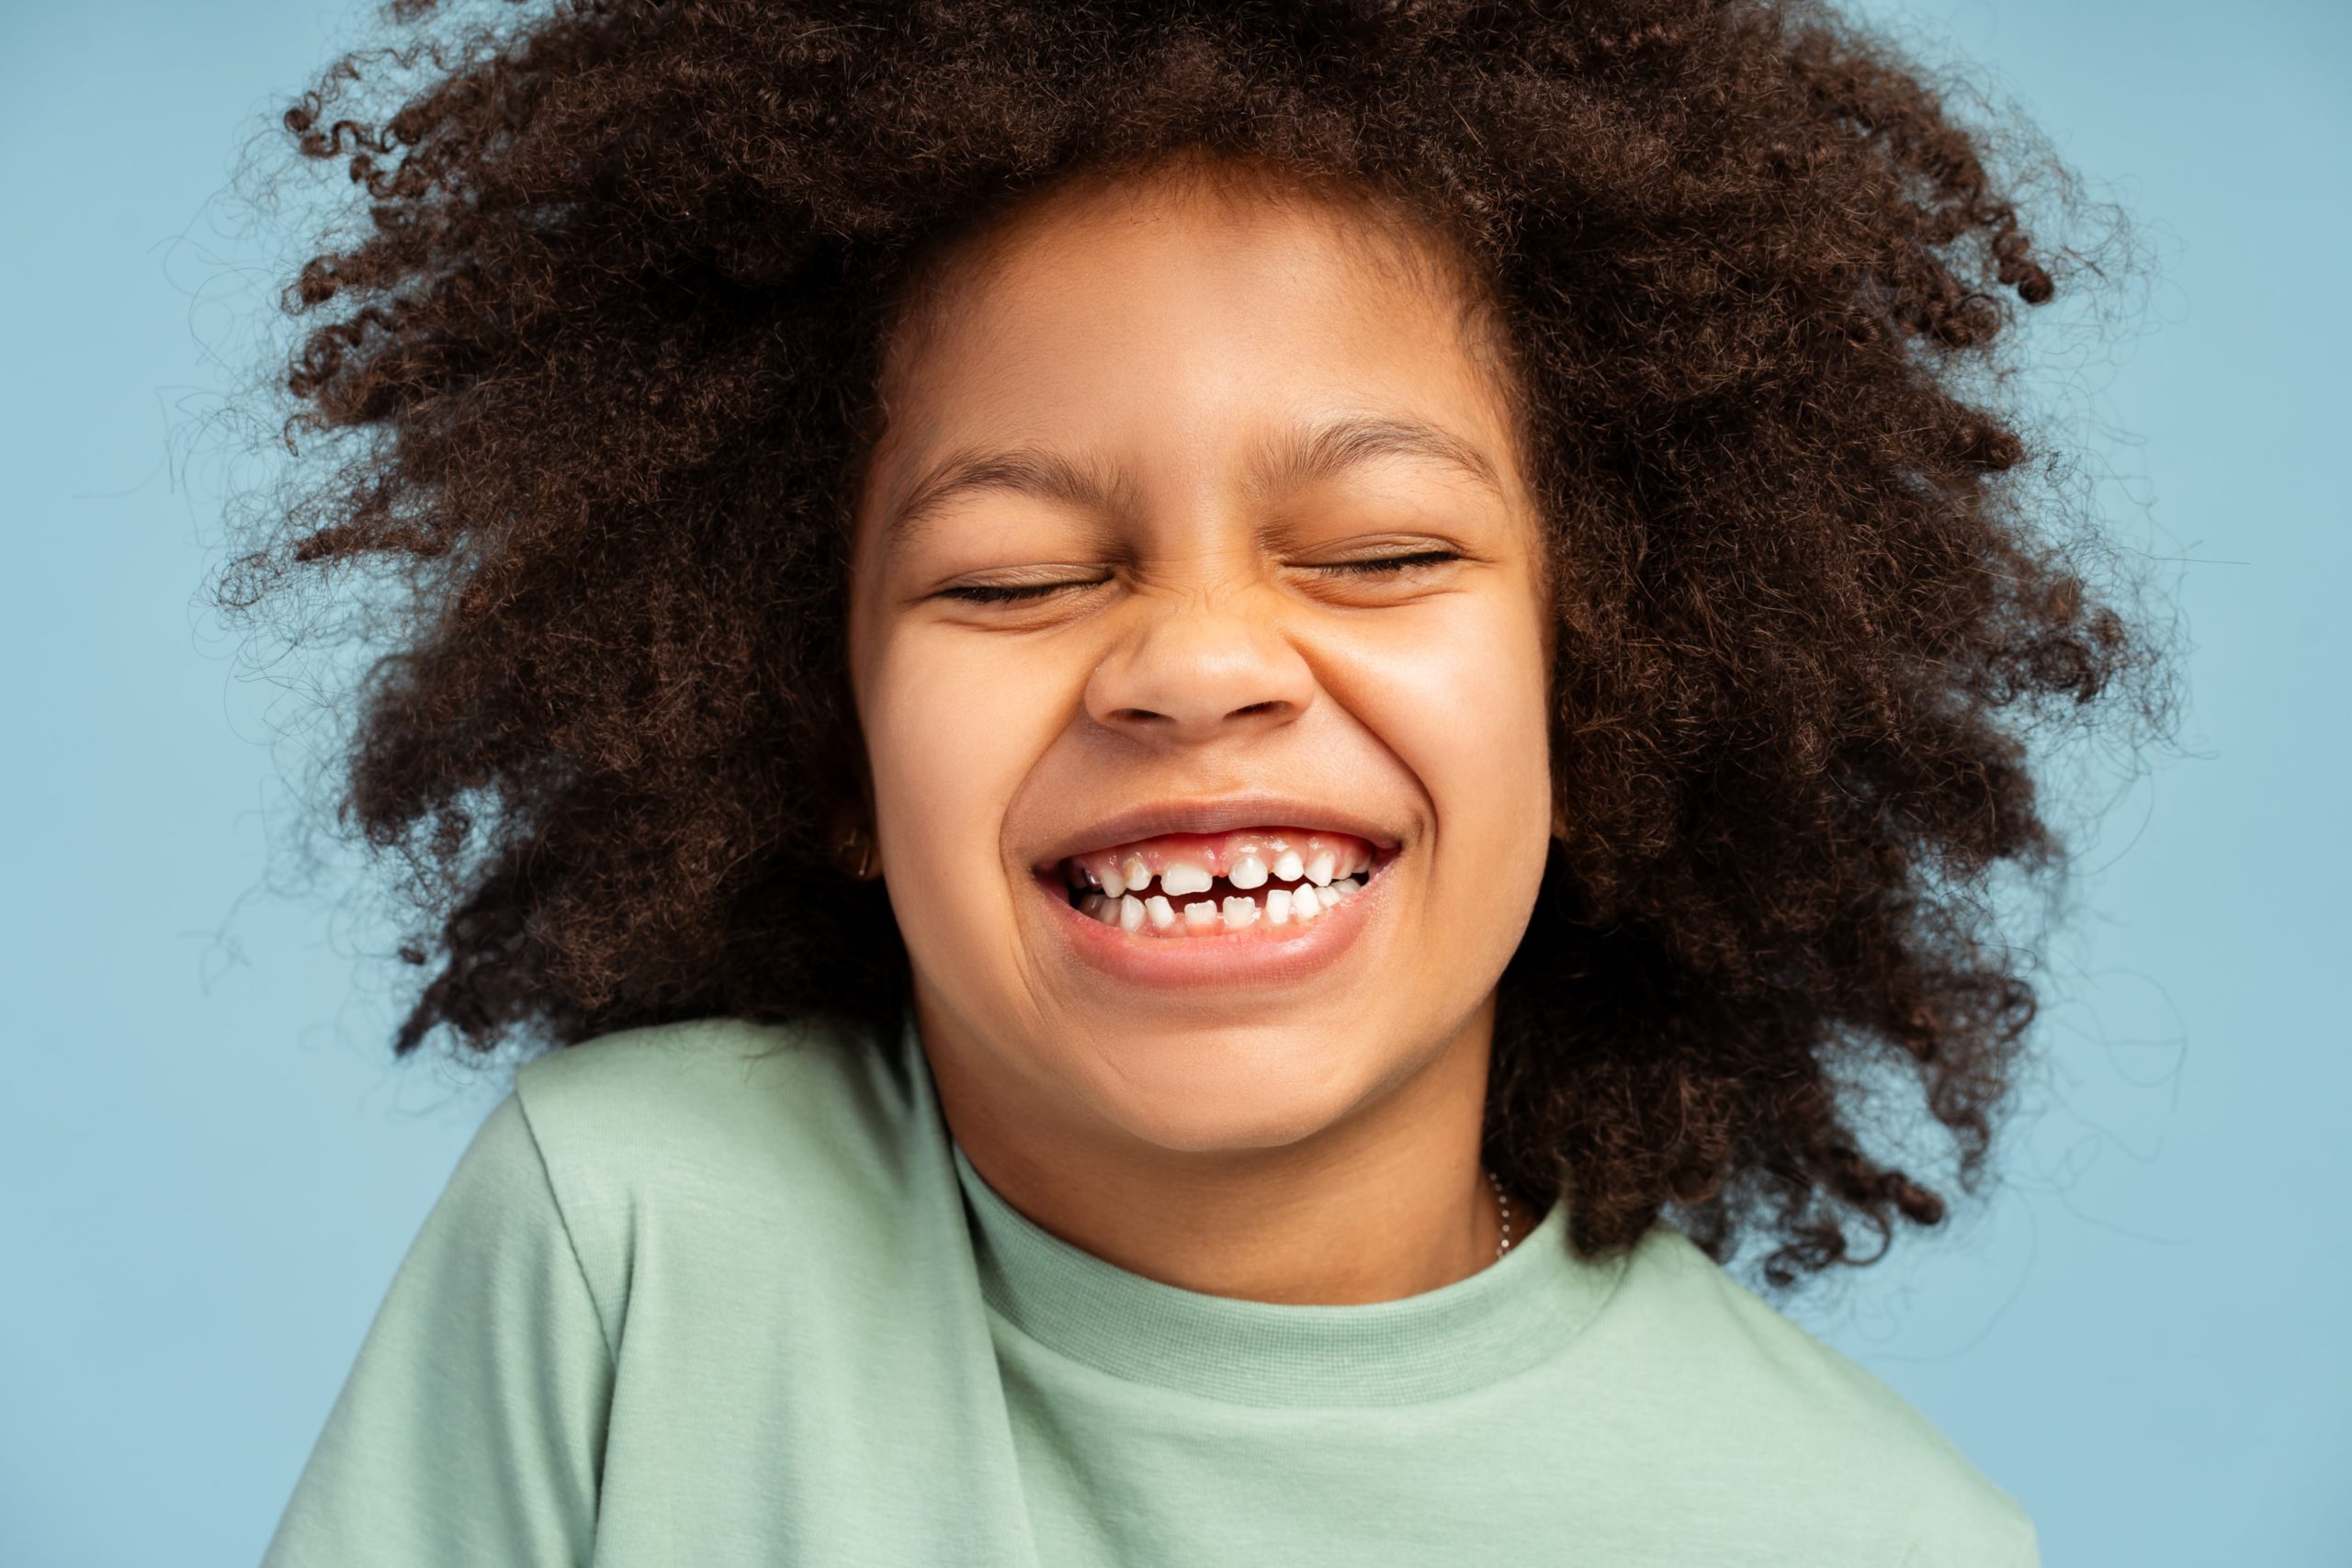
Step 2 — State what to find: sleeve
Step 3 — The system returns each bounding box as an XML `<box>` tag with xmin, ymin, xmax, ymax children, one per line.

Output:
<box><xmin>1898</xmin><ymin>1507</ymin><xmax>2041</xmax><ymax>1568</ymax></box>
<box><xmin>260</xmin><ymin>1093</ymin><xmax>615</xmax><ymax>1568</ymax></box>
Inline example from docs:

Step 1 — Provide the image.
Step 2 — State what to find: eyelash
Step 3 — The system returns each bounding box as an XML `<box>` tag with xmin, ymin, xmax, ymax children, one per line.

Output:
<box><xmin>1316</xmin><ymin>549</ymin><xmax>1462</xmax><ymax>576</ymax></box>
<box><xmin>936</xmin><ymin>580</ymin><xmax>1108</xmax><ymax>604</ymax></box>
<box><xmin>936</xmin><ymin>551</ymin><xmax>1461</xmax><ymax>604</ymax></box>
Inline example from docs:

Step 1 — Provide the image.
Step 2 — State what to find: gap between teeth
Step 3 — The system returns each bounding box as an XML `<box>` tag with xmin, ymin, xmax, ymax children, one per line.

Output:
<box><xmin>1077</xmin><ymin>875</ymin><xmax>1363</xmax><ymax>934</ymax></box>
<box><xmin>1075</xmin><ymin>841</ymin><xmax>1368</xmax><ymax>898</ymax></box>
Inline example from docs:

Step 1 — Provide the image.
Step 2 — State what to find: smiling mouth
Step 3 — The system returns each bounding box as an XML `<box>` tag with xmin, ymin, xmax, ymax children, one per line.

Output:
<box><xmin>1052</xmin><ymin>827</ymin><xmax>1380</xmax><ymax>938</ymax></box>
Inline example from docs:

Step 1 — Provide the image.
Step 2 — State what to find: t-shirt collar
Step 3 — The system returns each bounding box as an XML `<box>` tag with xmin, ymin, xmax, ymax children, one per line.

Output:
<box><xmin>948</xmin><ymin>1133</ymin><xmax>1627</xmax><ymax>1407</ymax></box>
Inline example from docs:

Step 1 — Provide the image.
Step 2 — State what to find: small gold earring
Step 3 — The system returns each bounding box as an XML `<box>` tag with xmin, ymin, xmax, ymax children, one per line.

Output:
<box><xmin>835</xmin><ymin>825</ymin><xmax>881</xmax><ymax>881</ymax></box>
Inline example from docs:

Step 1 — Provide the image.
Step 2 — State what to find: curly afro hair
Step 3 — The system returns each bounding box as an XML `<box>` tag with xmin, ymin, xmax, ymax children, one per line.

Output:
<box><xmin>231</xmin><ymin>0</ymin><xmax>2159</xmax><ymax>1290</ymax></box>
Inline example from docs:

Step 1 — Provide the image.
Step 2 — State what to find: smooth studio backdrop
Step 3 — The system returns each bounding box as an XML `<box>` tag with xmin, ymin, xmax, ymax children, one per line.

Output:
<box><xmin>3</xmin><ymin>2</ymin><xmax>2344</xmax><ymax>1562</ymax></box>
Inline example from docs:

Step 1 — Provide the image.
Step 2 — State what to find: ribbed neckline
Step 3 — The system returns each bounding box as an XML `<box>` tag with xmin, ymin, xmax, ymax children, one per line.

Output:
<box><xmin>948</xmin><ymin>1137</ymin><xmax>1627</xmax><ymax>1407</ymax></box>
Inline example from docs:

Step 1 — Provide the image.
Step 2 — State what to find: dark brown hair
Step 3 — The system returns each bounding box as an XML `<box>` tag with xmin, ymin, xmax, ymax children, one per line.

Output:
<box><xmin>229</xmin><ymin>0</ymin><xmax>2163</xmax><ymax>1289</ymax></box>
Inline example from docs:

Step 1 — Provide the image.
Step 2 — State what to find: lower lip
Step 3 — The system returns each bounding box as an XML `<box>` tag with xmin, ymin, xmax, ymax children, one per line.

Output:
<box><xmin>1030</xmin><ymin>862</ymin><xmax>1387</xmax><ymax>990</ymax></box>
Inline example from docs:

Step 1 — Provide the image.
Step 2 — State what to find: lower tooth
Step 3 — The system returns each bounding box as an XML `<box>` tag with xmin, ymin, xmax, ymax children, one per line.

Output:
<box><xmin>1091</xmin><ymin>872</ymin><xmax>1358</xmax><ymax>937</ymax></box>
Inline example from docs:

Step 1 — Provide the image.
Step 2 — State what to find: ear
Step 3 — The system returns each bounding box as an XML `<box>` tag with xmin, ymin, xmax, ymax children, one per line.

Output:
<box><xmin>819</xmin><ymin>709</ymin><xmax>882</xmax><ymax>870</ymax></box>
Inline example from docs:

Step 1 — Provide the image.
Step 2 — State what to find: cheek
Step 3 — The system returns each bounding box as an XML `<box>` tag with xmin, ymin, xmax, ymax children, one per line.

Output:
<box><xmin>1330</xmin><ymin>590</ymin><xmax>1554</xmax><ymax>931</ymax></box>
<box><xmin>860</xmin><ymin>624</ymin><xmax>1073</xmax><ymax>891</ymax></box>
<box><xmin>1350</xmin><ymin>597</ymin><xmax>1551</xmax><ymax>818</ymax></box>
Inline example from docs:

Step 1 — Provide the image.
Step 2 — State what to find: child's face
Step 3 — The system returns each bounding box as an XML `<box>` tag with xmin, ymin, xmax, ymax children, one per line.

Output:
<box><xmin>848</xmin><ymin>166</ymin><xmax>1555</xmax><ymax>1156</ymax></box>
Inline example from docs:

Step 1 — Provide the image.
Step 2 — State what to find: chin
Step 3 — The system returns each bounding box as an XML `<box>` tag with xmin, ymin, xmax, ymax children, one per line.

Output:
<box><xmin>1067</xmin><ymin>1018</ymin><xmax>1399</xmax><ymax>1156</ymax></box>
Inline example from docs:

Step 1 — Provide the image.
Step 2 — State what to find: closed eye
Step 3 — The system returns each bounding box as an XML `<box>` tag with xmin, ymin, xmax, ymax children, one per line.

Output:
<box><xmin>933</xmin><ymin>577</ymin><xmax>1111</xmax><ymax>604</ymax></box>
<box><xmin>1309</xmin><ymin>549</ymin><xmax>1463</xmax><ymax>575</ymax></box>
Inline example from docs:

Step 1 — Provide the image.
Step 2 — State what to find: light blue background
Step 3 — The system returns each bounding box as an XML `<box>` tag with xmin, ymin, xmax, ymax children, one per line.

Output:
<box><xmin>3</xmin><ymin>2</ymin><xmax>2344</xmax><ymax>1562</ymax></box>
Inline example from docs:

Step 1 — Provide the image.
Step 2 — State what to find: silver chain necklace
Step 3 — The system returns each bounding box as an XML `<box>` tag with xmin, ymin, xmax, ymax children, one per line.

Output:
<box><xmin>1484</xmin><ymin>1168</ymin><xmax>1513</xmax><ymax>1260</ymax></box>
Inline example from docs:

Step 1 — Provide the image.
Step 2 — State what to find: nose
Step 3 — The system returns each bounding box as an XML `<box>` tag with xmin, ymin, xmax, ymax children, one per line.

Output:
<box><xmin>1083</xmin><ymin>589</ymin><xmax>1316</xmax><ymax>747</ymax></box>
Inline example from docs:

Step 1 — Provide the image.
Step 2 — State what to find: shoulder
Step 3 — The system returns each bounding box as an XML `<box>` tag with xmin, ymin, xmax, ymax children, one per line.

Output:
<box><xmin>1599</xmin><ymin>1224</ymin><xmax>2039</xmax><ymax>1564</ymax></box>
<box><xmin>501</xmin><ymin>1013</ymin><xmax>932</xmax><ymax>1329</ymax></box>
<box><xmin>511</xmin><ymin>1011</ymin><xmax>913</xmax><ymax>1199</ymax></box>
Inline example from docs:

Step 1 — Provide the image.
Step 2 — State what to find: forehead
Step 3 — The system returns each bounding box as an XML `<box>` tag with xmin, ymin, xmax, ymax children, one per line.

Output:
<box><xmin>863</xmin><ymin>165</ymin><xmax>1523</xmax><ymax>515</ymax></box>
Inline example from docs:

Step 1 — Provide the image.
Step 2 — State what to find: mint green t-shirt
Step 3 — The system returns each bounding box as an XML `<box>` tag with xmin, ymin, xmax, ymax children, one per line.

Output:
<box><xmin>261</xmin><ymin>1016</ymin><xmax>2038</xmax><ymax>1566</ymax></box>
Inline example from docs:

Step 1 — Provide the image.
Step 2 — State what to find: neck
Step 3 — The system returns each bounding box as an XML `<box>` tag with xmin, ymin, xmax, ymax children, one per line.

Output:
<box><xmin>922</xmin><ymin>995</ymin><xmax>1512</xmax><ymax>1305</ymax></box>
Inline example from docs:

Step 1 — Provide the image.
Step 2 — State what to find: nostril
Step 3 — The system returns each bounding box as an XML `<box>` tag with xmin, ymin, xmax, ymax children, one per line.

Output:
<box><xmin>1227</xmin><ymin>700</ymin><xmax>1285</xmax><ymax>719</ymax></box>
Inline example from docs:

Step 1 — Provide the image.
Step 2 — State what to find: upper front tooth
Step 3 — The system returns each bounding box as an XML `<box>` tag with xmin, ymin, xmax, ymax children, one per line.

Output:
<box><xmin>1162</xmin><ymin>862</ymin><xmax>1214</xmax><ymax>897</ymax></box>
<box><xmin>1101</xmin><ymin>863</ymin><xmax>1127</xmax><ymax>897</ymax></box>
<box><xmin>1228</xmin><ymin>853</ymin><xmax>1269</xmax><ymax>890</ymax></box>
<box><xmin>1305</xmin><ymin>850</ymin><xmax>1336</xmax><ymax>886</ymax></box>
<box><xmin>1272</xmin><ymin>849</ymin><xmax>1305</xmax><ymax>882</ymax></box>
<box><xmin>1121</xmin><ymin>855</ymin><xmax>1153</xmax><ymax>893</ymax></box>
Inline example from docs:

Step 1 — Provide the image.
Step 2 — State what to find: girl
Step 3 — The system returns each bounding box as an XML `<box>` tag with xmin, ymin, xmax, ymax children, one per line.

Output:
<box><xmin>250</xmin><ymin>2</ymin><xmax>2151</xmax><ymax>1562</ymax></box>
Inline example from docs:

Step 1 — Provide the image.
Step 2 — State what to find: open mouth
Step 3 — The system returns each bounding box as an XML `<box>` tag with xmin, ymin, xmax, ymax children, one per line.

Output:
<box><xmin>1051</xmin><ymin>827</ymin><xmax>1382</xmax><ymax>939</ymax></box>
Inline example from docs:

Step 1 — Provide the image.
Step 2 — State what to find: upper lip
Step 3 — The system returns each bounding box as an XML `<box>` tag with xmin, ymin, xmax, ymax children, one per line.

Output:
<box><xmin>1028</xmin><ymin>792</ymin><xmax>1408</xmax><ymax>870</ymax></box>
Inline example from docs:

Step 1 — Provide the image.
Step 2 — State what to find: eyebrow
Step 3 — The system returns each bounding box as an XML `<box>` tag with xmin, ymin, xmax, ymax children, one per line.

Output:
<box><xmin>877</xmin><ymin>412</ymin><xmax>1508</xmax><ymax>543</ymax></box>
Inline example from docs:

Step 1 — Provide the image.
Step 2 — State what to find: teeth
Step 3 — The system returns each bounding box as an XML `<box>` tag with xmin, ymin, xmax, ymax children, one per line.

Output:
<box><xmin>1066</xmin><ymin>835</ymin><xmax>1381</xmax><ymax>937</ymax></box>
<box><xmin>1162</xmin><ymin>861</ymin><xmax>1214</xmax><ymax>897</ymax></box>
